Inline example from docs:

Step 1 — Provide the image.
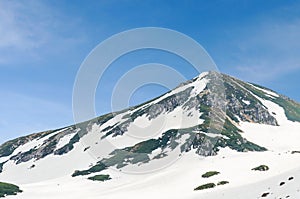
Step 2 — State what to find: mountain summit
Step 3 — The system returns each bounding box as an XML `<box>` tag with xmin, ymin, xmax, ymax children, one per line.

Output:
<box><xmin>1</xmin><ymin>71</ymin><xmax>300</xmax><ymax>199</ymax></box>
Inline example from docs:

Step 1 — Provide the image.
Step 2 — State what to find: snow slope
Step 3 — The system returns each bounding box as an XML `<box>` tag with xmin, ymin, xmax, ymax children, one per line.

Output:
<box><xmin>6</xmin><ymin>148</ymin><xmax>300</xmax><ymax>199</ymax></box>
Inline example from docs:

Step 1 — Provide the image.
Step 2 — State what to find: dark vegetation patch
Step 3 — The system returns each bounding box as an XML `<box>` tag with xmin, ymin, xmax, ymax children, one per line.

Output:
<box><xmin>291</xmin><ymin>151</ymin><xmax>300</xmax><ymax>154</ymax></box>
<box><xmin>72</xmin><ymin>162</ymin><xmax>107</xmax><ymax>177</ymax></box>
<box><xmin>217</xmin><ymin>181</ymin><xmax>229</xmax><ymax>186</ymax></box>
<box><xmin>194</xmin><ymin>183</ymin><xmax>216</xmax><ymax>191</ymax></box>
<box><xmin>0</xmin><ymin>182</ymin><xmax>22</xmax><ymax>198</ymax></box>
<box><xmin>261</xmin><ymin>192</ymin><xmax>270</xmax><ymax>197</ymax></box>
<box><xmin>88</xmin><ymin>174</ymin><xmax>111</xmax><ymax>182</ymax></box>
<box><xmin>252</xmin><ymin>165</ymin><xmax>269</xmax><ymax>171</ymax></box>
<box><xmin>201</xmin><ymin>171</ymin><xmax>220</xmax><ymax>178</ymax></box>
<box><xmin>279</xmin><ymin>182</ymin><xmax>285</xmax><ymax>186</ymax></box>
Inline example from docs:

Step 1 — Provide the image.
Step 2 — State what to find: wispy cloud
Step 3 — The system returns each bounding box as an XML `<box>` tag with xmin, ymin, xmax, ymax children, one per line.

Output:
<box><xmin>0</xmin><ymin>0</ymin><xmax>85</xmax><ymax>65</ymax></box>
<box><xmin>0</xmin><ymin>1</ymin><xmax>47</xmax><ymax>51</ymax></box>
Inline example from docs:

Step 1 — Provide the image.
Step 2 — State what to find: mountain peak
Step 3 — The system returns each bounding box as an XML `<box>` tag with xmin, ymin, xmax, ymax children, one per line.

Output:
<box><xmin>0</xmin><ymin>72</ymin><xmax>300</xmax><ymax>198</ymax></box>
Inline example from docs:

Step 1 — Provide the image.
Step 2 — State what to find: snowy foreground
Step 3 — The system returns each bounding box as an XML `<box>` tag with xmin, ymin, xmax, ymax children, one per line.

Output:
<box><xmin>6</xmin><ymin>151</ymin><xmax>300</xmax><ymax>199</ymax></box>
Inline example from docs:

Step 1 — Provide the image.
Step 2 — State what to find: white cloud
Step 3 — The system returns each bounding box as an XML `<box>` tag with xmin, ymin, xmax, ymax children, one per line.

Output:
<box><xmin>0</xmin><ymin>1</ymin><xmax>45</xmax><ymax>49</ymax></box>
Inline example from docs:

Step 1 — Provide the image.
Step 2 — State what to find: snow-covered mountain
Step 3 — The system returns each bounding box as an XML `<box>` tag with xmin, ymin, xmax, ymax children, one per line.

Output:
<box><xmin>1</xmin><ymin>71</ymin><xmax>300</xmax><ymax>199</ymax></box>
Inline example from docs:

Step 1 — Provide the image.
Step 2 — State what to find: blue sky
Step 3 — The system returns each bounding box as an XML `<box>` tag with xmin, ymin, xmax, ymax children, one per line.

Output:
<box><xmin>0</xmin><ymin>0</ymin><xmax>300</xmax><ymax>143</ymax></box>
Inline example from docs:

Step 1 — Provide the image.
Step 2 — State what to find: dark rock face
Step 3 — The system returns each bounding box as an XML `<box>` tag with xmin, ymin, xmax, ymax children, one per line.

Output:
<box><xmin>222</xmin><ymin>74</ymin><xmax>278</xmax><ymax>126</ymax></box>
<box><xmin>0</xmin><ymin>130</ymin><xmax>55</xmax><ymax>158</ymax></box>
<box><xmin>103</xmin><ymin>72</ymin><xmax>279</xmax><ymax>140</ymax></box>
<box><xmin>9</xmin><ymin>127</ymin><xmax>81</xmax><ymax>164</ymax></box>
<box><xmin>0</xmin><ymin>162</ymin><xmax>6</xmax><ymax>173</ymax></box>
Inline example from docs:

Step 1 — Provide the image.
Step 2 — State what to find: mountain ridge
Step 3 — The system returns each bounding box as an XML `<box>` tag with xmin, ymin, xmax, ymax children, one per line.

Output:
<box><xmin>1</xmin><ymin>71</ymin><xmax>300</xmax><ymax>165</ymax></box>
<box><xmin>1</xmin><ymin>71</ymin><xmax>298</xmax><ymax>147</ymax></box>
<box><xmin>1</xmin><ymin>71</ymin><xmax>300</xmax><ymax>199</ymax></box>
